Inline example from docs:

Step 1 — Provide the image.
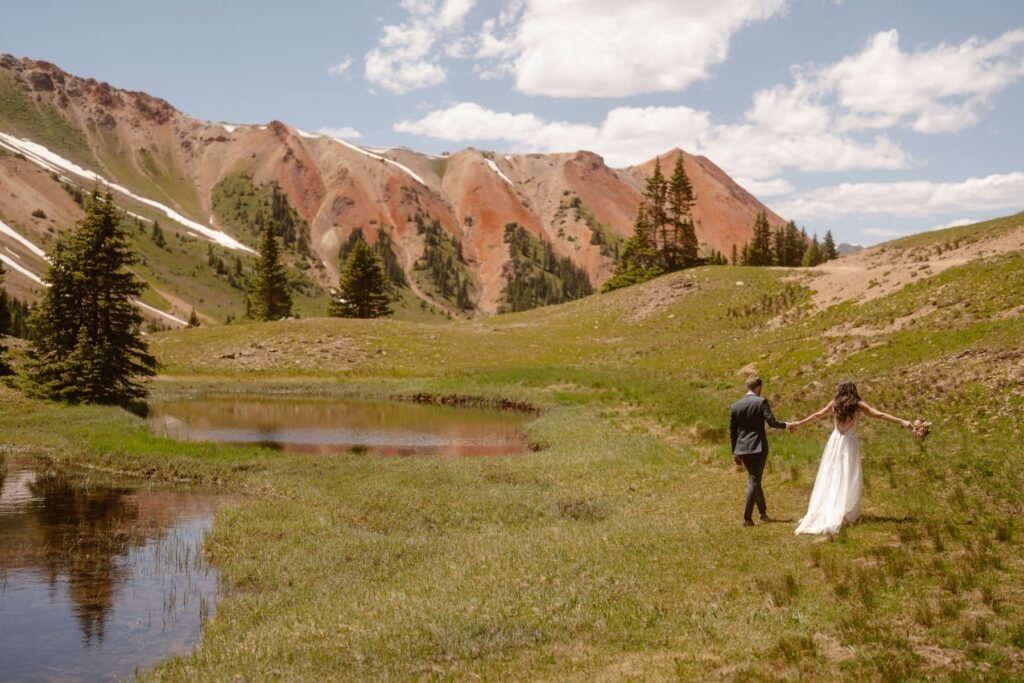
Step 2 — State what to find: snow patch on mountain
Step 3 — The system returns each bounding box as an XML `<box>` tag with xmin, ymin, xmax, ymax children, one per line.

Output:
<box><xmin>323</xmin><ymin>135</ymin><xmax>427</xmax><ymax>186</ymax></box>
<box><xmin>0</xmin><ymin>253</ymin><xmax>44</xmax><ymax>284</ymax></box>
<box><xmin>0</xmin><ymin>219</ymin><xmax>48</xmax><ymax>259</ymax></box>
<box><xmin>485</xmin><ymin>158</ymin><xmax>514</xmax><ymax>187</ymax></box>
<box><xmin>0</xmin><ymin>132</ymin><xmax>254</xmax><ymax>253</ymax></box>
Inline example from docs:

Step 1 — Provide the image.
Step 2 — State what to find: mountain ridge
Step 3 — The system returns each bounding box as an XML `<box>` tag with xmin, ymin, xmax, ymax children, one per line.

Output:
<box><xmin>0</xmin><ymin>54</ymin><xmax>787</xmax><ymax>321</ymax></box>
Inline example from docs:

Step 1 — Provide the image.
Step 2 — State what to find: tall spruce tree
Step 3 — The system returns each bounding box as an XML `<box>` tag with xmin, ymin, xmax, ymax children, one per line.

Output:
<box><xmin>801</xmin><ymin>234</ymin><xmax>823</xmax><ymax>267</ymax></box>
<box><xmin>744</xmin><ymin>211</ymin><xmax>774</xmax><ymax>266</ymax></box>
<box><xmin>601</xmin><ymin>205</ymin><xmax>663</xmax><ymax>292</ymax></box>
<box><xmin>822</xmin><ymin>230</ymin><xmax>839</xmax><ymax>261</ymax></box>
<box><xmin>248</xmin><ymin>218</ymin><xmax>292</xmax><ymax>320</ymax></box>
<box><xmin>643</xmin><ymin>158</ymin><xmax>671</xmax><ymax>268</ymax></box>
<box><xmin>26</xmin><ymin>192</ymin><xmax>156</xmax><ymax>403</ymax></box>
<box><xmin>667</xmin><ymin>154</ymin><xmax>698</xmax><ymax>268</ymax></box>
<box><xmin>0</xmin><ymin>259</ymin><xmax>9</xmax><ymax>374</ymax></box>
<box><xmin>330</xmin><ymin>241</ymin><xmax>391</xmax><ymax>318</ymax></box>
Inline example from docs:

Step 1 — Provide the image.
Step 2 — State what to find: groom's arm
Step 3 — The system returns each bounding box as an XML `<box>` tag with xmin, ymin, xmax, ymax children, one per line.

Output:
<box><xmin>729</xmin><ymin>408</ymin><xmax>738</xmax><ymax>454</ymax></box>
<box><xmin>761</xmin><ymin>398</ymin><xmax>787</xmax><ymax>430</ymax></box>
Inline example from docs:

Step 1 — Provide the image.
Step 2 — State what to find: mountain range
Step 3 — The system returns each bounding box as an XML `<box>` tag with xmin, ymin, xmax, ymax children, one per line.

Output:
<box><xmin>0</xmin><ymin>55</ymin><xmax>786</xmax><ymax>324</ymax></box>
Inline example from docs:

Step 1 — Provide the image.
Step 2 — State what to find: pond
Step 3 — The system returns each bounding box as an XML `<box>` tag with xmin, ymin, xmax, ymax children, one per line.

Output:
<box><xmin>0</xmin><ymin>457</ymin><xmax>222</xmax><ymax>682</ymax></box>
<box><xmin>147</xmin><ymin>395</ymin><xmax>531</xmax><ymax>456</ymax></box>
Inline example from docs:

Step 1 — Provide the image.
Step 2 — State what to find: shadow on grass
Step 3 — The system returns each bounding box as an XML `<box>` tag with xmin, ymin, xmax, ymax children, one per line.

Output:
<box><xmin>858</xmin><ymin>514</ymin><xmax>917</xmax><ymax>524</ymax></box>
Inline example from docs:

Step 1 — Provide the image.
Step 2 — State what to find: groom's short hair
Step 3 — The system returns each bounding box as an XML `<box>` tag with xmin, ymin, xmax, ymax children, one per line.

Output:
<box><xmin>745</xmin><ymin>376</ymin><xmax>763</xmax><ymax>391</ymax></box>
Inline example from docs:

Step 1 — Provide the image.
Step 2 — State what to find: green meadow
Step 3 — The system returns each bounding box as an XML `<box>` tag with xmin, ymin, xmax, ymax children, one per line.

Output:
<box><xmin>2</xmin><ymin>215</ymin><xmax>1023</xmax><ymax>680</ymax></box>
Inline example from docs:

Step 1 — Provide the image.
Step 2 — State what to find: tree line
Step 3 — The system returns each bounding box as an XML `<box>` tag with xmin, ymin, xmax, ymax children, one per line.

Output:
<box><xmin>736</xmin><ymin>212</ymin><xmax>838</xmax><ymax>267</ymax></box>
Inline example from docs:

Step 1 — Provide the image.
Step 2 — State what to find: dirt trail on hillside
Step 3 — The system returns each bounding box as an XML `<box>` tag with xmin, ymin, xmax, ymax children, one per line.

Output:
<box><xmin>794</xmin><ymin>222</ymin><xmax>1024</xmax><ymax>312</ymax></box>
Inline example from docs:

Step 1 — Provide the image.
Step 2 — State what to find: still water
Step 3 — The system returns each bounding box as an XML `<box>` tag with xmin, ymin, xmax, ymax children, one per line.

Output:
<box><xmin>148</xmin><ymin>396</ymin><xmax>530</xmax><ymax>456</ymax></box>
<box><xmin>0</xmin><ymin>458</ymin><xmax>221</xmax><ymax>682</ymax></box>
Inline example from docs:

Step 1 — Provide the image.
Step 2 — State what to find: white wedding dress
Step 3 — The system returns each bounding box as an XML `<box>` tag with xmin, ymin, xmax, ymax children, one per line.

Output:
<box><xmin>795</xmin><ymin>414</ymin><xmax>864</xmax><ymax>535</ymax></box>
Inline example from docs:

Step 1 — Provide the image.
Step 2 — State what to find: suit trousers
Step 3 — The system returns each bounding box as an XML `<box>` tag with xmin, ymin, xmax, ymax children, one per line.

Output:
<box><xmin>739</xmin><ymin>451</ymin><xmax>768</xmax><ymax>520</ymax></box>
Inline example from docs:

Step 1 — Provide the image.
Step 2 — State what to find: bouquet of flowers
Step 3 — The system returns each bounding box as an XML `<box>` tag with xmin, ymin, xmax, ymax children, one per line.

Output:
<box><xmin>912</xmin><ymin>419</ymin><xmax>931</xmax><ymax>440</ymax></box>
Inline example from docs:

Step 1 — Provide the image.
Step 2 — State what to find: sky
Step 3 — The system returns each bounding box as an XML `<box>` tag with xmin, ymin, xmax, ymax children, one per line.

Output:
<box><xmin>2</xmin><ymin>0</ymin><xmax>1023</xmax><ymax>245</ymax></box>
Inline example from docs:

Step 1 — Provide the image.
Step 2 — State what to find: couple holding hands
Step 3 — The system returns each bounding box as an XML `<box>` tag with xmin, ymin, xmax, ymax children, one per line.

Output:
<box><xmin>729</xmin><ymin>376</ymin><xmax>928</xmax><ymax>535</ymax></box>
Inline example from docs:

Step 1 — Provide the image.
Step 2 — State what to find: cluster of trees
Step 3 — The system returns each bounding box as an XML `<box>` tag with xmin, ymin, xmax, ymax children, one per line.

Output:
<box><xmin>736</xmin><ymin>212</ymin><xmax>838</xmax><ymax>267</ymax></box>
<box><xmin>268</xmin><ymin>184</ymin><xmax>311</xmax><ymax>256</ymax></box>
<box><xmin>604</xmin><ymin>156</ymin><xmax>726</xmax><ymax>293</ymax></box>
<box><xmin>0</xmin><ymin>260</ymin><xmax>8</xmax><ymax>374</ymax></box>
<box><xmin>21</xmin><ymin>192</ymin><xmax>156</xmax><ymax>403</ymax></box>
<box><xmin>413</xmin><ymin>214</ymin><xmax>473</xmax><ymax>312</ymax></box>
<box><xmin>500</xmin><ymin>222</ymin><xmax>593</xmax><ymax>313</ymax></box>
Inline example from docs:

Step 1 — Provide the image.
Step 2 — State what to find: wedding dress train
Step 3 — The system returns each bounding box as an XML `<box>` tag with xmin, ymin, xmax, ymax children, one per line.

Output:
<box><xmin>795</xmin><ymin>416</ymin><xmax>863</xmax><ymax>535</ymax></box>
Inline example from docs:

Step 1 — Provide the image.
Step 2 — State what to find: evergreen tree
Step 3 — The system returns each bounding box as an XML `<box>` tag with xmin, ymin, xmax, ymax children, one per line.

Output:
<box><xmin>187</xmin><ymin>309</ymin><xmax>200</xmax><ymax>328</ymax></box>
<box><xmin>248</xmin><ymin>218</ymin><xmax>292</xmax><ymax>320</ymax></box>
<box><xmin>601</xmin><ymin>205</ymin><xmax>664</xmax><ymax>292</ymax></box>
<box><xmin>822</xmin><ymin>230</ymin><xmax>839</xmax><ymax>261</ymax></box>
<box><xmin>801</xmin><ymin>234</ymin><xmax>823</xmax><ymax>267</ymax></box>
<box><xmin>745</xmin><ymin>211</ymin><xmax>774</xmax><ymax>266</ymax></box>
<box><xmin>150</xmin><ymin>220</ymin><xmax>166</xmax><ymax>249</ymax></box>
<box><xmin>667</xmin><ymin>155</ymin><xmax>698</xmax><ymax>268</ymax></box>
<box><xmin>731</xmin><ymin>243</ymin><xmax>738</xmax><ymax>266</ymax></box>
<box><xmin>644</xmin><ymin>157</ymin><xmax>670</xmax><ymax>268</ymax></box>
<box><xmin>0</xmin><ymin>259</ymin><xmax>9</xmax><ymax>374</ymax></box>
<box><xmin>330</xmin><ymin>241</ymin><xmax>391</xmax><ymax>318</ymax></box>
<box><xmin>26</xmin><ymin>192</ymin><xmax>156</xmax><ymax>403</ymax></box>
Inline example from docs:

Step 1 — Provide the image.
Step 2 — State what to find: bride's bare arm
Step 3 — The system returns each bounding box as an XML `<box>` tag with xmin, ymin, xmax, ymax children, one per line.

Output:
<box><xmin>790</xmin><ymin>400</ymin><xmax>834</xmax><ymax>429</ymax></box>
<box><xmin>859</xmin><ymin>401</ymin><xmax>912</xmax><ymax>430</ymax></box>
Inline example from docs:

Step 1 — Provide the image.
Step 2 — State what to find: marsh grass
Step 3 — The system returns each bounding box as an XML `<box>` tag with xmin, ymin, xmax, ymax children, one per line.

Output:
<box><xmin>3</xmin><ymin>218</ymin><xmax>1024</xmax><ymax>679</ymax></box>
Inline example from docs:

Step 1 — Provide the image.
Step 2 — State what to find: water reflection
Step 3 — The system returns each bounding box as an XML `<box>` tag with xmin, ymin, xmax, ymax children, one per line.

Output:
<box><xmin>149</xmin><ymin>396</ymin><xmax>530</xmax><ymax>456</ymax></box>
<box><xmin>0</xmin><ymin>458</ymin><xmax>221</xmax><ymax>682</ymax></box>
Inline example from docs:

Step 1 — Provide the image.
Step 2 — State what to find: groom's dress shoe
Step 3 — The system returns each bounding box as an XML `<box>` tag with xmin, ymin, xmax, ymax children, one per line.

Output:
<box><xmin>742</xmin><ymin>519</ymin><xmax>755</xmax><ymax>527</ymax></box>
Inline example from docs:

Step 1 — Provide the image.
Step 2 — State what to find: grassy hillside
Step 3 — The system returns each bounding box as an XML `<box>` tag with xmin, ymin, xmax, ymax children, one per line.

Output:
<box><xmin>0</xmin><ymin>73</ymin><xmax>92</xmax><ymax>167</ymax></box>
<box><xmin>2</xmin><ymin>213</ymin><xmax>1023</xmax><ymax>680</ymax></box>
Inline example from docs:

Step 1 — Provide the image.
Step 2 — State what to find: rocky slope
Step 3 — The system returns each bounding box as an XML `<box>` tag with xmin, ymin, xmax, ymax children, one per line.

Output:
<box><xmin>0</xmin><ymin>55</ymin><xmax>787</xmax><ymax>322</ymax></box>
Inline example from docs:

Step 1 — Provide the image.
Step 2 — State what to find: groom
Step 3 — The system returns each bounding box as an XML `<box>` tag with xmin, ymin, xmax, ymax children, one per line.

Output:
<box><xmin>729</xmin><ymin>376</ymin><xmax>789</xmax><ymax>526</ymax></box>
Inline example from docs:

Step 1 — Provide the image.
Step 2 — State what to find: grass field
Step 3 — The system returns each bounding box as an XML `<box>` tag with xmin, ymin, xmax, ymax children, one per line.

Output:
<box><xmin>2</xmin><ymin>216</ymin><xmax>1023</xmax><ymax>680</ymax></box>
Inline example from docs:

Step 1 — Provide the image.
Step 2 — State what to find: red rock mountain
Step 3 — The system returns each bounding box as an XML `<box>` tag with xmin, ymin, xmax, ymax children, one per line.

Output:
<box><xmin>0</xmin><ymin>56</ymin><xmax>786</xmax><ymax>321</ymax></box>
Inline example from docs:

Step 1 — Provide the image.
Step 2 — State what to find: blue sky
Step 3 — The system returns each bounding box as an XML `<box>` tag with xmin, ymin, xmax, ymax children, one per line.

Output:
<box><xmin>3</xmin><ymin>0</ymin><xmax>1023</xmax><ymax>245</ymax></box>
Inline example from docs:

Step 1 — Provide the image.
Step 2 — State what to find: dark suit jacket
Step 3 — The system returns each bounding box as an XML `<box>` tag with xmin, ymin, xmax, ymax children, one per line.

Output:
<box><xmin>730</xmin><ymin>393</ymin><xmax>787</xmax><ymax>456</ymax></box>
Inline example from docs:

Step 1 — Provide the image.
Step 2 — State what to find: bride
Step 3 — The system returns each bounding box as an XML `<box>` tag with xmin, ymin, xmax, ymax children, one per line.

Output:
<box><xmin>788</xmin><ymin>381</ymin><xmax>921</xmax><ymax>535</ymax></box>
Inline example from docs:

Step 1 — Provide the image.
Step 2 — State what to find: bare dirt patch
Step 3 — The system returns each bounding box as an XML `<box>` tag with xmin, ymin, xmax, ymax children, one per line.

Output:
<box><xmin>796</xmin><ymin>222</ymin><xmax>1024</xmax><ymax>313</ymax></box>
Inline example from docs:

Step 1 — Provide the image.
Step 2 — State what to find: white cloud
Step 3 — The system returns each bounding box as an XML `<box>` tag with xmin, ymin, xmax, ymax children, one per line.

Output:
<box><xmin>364</xmin><ymin>0</ymin><xmax>477</xmax><ymax>93</ymax></box>
<box><xmin>930</xmin><ymin>218</ymin><xmax>975</xmax><ymax>231</ymax></box>
<box><xmin>861</xmin><ymin>227</ymin><xmax>905</xmax><ymax>238</ymax></box>
<box><xmin>395</xmin><ymin>99</ymin><xmax>908</xmax><ymax>176</ymax></box>
<box><xmin>327</xmin><ymin>57</ymin><xmax>353</xmax><ymax>77</ymax></box>
<box><xmin>735</xmin><ymin>177</ymin><xmax>795</xmax><ymax>197</ymax></box>
<box><xmin>318</xmin><ymin>126</ymin><xmax>363</xmax><ymax>139</ymax></box>
<box><xmin>776</xmin><ymin>172</ymin><xmax>1024</xmax><ymax>220</ymax></box>
<box><xmin>498</xmin><ymin>0</ymin><xmax>788</xmax><ymax>97</ymax></box>
<box><xmin>395</xmin><ymin>102</ymin><xmax>711</xmax><ymax>167</ymax></box>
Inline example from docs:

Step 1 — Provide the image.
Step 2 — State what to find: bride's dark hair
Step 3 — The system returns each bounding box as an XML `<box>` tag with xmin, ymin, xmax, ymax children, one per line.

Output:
<box><xmin>833</xmin><ymin>381</ymin><xmax>861</xmax><ymax>423</ymax></box>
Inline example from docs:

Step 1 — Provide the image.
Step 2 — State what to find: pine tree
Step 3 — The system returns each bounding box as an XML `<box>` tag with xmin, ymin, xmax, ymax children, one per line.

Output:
<box><xmin>330</xmin><ymin>241</ymin><xmax>391</xmax><ymax>318</ymax></box>
<box><xmin>26</xmin><ymin>192</ymin><xmax>156</xmax><ymax>403</ymax></box>
<box><xmin>150</xmin><ymin>220</ymin><xmax>166</xmax><ymax>249</ymax></box>
<box><xmin>801</xmin><ymin>234</ymin><xmax>822</xmax><ymax>267</ymax></box>
<box><xmin>667</xmin><ymin>155</ymin><xmax>698</xmax><ymax>268</ymax></box>
<box><xmin>187</xmin><ymin>309</ymin><xmax>200</xmax><ymax>328</ymax></box>
<box><xmin>0</xmin><ymin>259</ymin><xmax>9</xmax><ymax>375</ymax></box>
<box><xmin>822</xmin><ymin>230</ymin><xmax>839</xmax><ymax>261</ymax></box>
<box><xmin>731</xmin><ymin>243</ymin><xmax>738</xmax><ymax>266</ymax></box>
<box><xmin>601</xmin><ymin>205</ymin><xmax>664</xmax><ymax>292</ymax></box>
<box><xmin>248</xmin><ymin>218</ymin><xmax>292</xmax><ymax>320</ymax></box>
<box><xmin>644</xmin><ymin>157</ymin><xmax>670</xmax><ymax>269</ymax></box>
<box><xmin>746</xmin><ymin>211</ymin><xmax>774</xmax><ymax>266</ymax></box>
